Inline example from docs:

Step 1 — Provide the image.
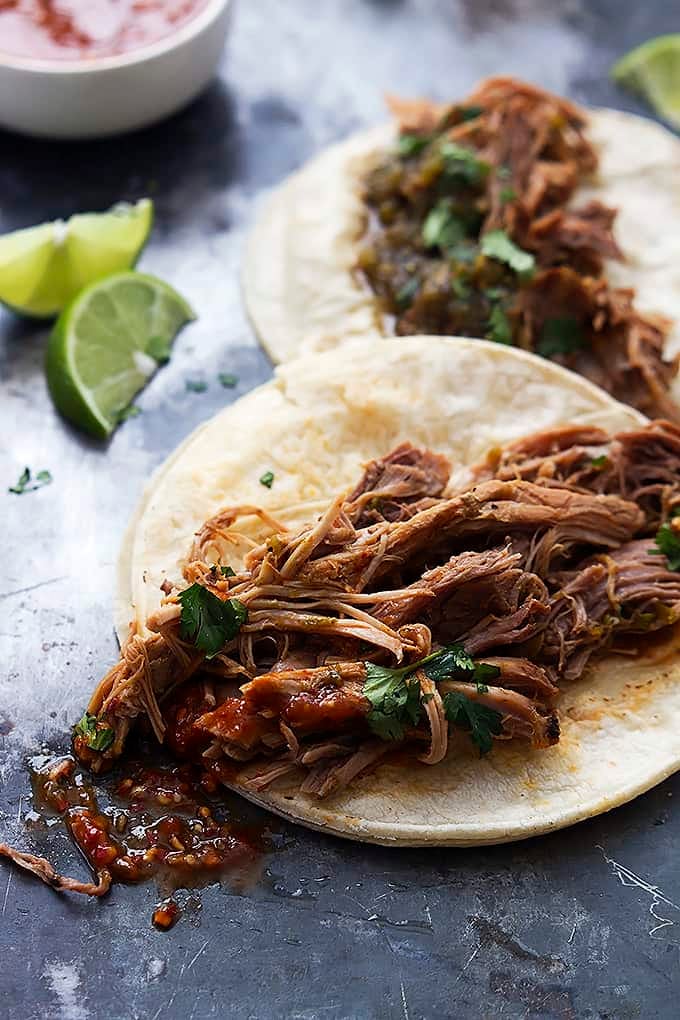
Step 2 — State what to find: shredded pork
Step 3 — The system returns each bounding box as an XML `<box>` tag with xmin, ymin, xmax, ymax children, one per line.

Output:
<box><xmin>358</xmin><ymin>77</ymin><xmax>679</xmax><ymax>420</ymax></box>
<box><xmin>69</xmin><ymin>423</ymin><xmax>680</xmax><ymax>817</ymax></box>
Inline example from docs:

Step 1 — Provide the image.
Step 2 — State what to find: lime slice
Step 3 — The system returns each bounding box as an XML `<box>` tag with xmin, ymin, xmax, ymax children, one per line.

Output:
<box><xmin>611</xmin><ymin>34</ymin><xmax>680</xmax><ymax>128</ymax></box>
<box><xmin>0</xmin><ymin>198</ymin><xmax>153</xmax><ymax>318</ymax></box>
<box><xmin>46</xmin><ymin>271</ymin><xmax>195</xmax><ymax>439</ymax></box>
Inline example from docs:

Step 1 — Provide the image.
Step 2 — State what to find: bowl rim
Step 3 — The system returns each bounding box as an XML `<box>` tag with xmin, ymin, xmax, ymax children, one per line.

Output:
<box><xmin>0</xmin><ymin>0</ymin><xmax>231</xmax><ymax>74</ymax></box>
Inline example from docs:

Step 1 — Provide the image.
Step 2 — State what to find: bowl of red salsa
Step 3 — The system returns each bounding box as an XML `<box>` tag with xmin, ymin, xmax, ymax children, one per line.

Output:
<box><xmin>0</xmin><ymin>0</ymin><xmax>232</xmax><ymax>139</ymax></box>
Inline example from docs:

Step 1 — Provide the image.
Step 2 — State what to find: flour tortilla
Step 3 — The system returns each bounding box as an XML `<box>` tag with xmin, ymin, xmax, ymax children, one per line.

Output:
<box><xmin>242</xmin><ymin>108</ymin><xmax>680</xmax><ymax>399</ymax></box>
<box><xmin>115</xmin><ymin>338</ymin><xmax>680</xmax><ymax>845</ymax></box>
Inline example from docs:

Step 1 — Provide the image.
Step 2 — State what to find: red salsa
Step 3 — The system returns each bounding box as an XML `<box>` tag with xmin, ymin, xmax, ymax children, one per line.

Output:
<box><xmin>0</xmin><ymin>1</ymin><xmax>211</xmax><ymax>61</ymax></box>
<box><xmin>28</xmin><ymin>753</ymin><xmax>265</xmax><ymax>923</ymax></box>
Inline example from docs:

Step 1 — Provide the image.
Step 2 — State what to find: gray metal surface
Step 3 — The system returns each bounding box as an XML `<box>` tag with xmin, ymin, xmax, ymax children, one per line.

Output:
<box><xmin>1</xmin><ymin>2</ymin><xmax>679</xmax><ymax>1017</ymax></box>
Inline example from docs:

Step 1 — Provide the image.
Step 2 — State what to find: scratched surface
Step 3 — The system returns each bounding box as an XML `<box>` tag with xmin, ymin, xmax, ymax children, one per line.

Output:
<box><xmin>1</xmin><ymin>2</ymin><xmax>680</xmax><ymax>1018</ymax></box>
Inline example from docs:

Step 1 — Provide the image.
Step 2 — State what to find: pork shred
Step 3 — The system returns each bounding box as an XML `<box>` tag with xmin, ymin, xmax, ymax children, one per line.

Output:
<box><xmin>74</xmin><ymin>426</ymin><xmax>680</xmax><ymax>810</ymax></box>
<box><xmin>357</xmin><ymin>77</ymin><xmax>679</xmax><ymax>420</ymax></box>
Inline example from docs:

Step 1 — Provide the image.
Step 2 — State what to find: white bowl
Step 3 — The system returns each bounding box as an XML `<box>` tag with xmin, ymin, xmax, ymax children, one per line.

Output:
<box><xmin>0</xmin><ymin>0</ymin><xmax>232</xmax><ymax>140</ymax></box>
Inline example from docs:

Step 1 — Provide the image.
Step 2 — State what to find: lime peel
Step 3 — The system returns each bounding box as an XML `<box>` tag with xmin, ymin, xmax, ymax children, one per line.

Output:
<box><xmin>0</xmin><ymin>198</ymin><xmax>153</xmax><ymax>319</ymax></box>
<box><xmin>611</xmin><ymin>34</ymin><xmax>680</xmax><ymax>129</ymax></box>
<box><xmin>46</xmin><ymin>270</ymin><xmax>194</xmax><ymax>440</ymax></box>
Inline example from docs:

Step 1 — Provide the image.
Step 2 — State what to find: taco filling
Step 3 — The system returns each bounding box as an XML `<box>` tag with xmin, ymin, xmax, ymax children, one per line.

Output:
<box><xmin>69</xmin><ymin>420</ymin><xmax>680</xmax><ymax>814</ymax></box>
<box><xmin>356</xmin><ymin>78</ymin><xmax>679</xmax><ymax>419</ymax></box>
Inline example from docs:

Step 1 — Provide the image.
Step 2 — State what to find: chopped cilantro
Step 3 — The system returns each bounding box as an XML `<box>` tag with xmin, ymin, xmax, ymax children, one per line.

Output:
<box><xmin>363</xmin><ymin>644</ymin><xmax>501</xmax><ymax>741</ymax></box>
<box><xmin>364</xmin><ymin>664</ymin><xmax>423</xmax><ymax>741</ymax></box>
<box><xmin>178</xmin><ymin>583</ymin><xmax>247</xmax><ymax>657</ymax></box>
<box><xmin>8</xmin><ymin>467</ymin><xmax>52</xmax><ymax>495</ymax></box>
<box><xmin>259</xmin><ymin>470</ymin><xmax>275</xmax><ymax>489</ymax></box>
<box><xmin>437</xmin><ymin>105</ymin><xmax>483</xmax><ymax>132</ymax></box>
<box><xmin>447</xmin><ymin>241</ymin><xmax>477</xmax><ymax>264</ymax></box>
<box><xmin>439</xmin><ymin>142</ymin><xmax>490</xmax><ymax>186</ymax></box>
<box><xmin>422</xmin><ymin>200</ymin><xmax>466</xmax><ymax>251</ymax></box>
<box><xmin>458</xmin><ymin>104</ymin><xmax>483</xmax><ymax>122</ymax></box>
<box><xmin>481</xmin><ymin>229</ymin><xmax>535</xmax><ymax>277</ymax></box>
<box><xmin>451</xmin><ymin>277</ymin><xmax>470</xmax><ymax>300</ymax></box>
<box><xmin>473</xmin><ymin>663</ymin><xmax>503</xmax><ymax>692</ymax></box>
<box><xmin>499</xmin><ymin>186</ymin><xmax>517</xmax><ymax>204</ymax></box>
<box><xmin>74</xmin><ymin>713</ymin><xmax>114</xmax><ymax>752</ymax></box>
<box><xmin>420</xmin><ymin>645</ymin><xmax>501</xmax><ymax>691</ymax></box>
<box><xmin>218</xmin><ymin>373</ymin><xmax>239</xmax><ymax>388</ymax></box>
<box><xmin>397</xmin><ymin>133</ymin><xmax>431</xmax><ymax>157</ymax></box>
<box><xmin>186</xmin><ymin>379</ymin><xmax>208</xmax><ymax>393</ymax></box>
<box><xmin>395</xmin><ymin>277</ymin><xmax>420</xmax><ymax>309</ymax></box>
<box><xmin>590</xmin><ymin>454</ymin><xmax>609</xmax><ymax>469</ymax></box>
<box><xmin>486</xmin><ymin>304</ymin><xmax>512</xmax><ymax>345</ymax></box>
<box><xmin>221</xmin><ymin>565</ymin><xmax>236</xmax><ymax>577</ymax></box>
<box><xmin>650</xmin><ymin>510</ymin><xmax>680</xmax><ymax>571</ymax></box>
<box><xmin>442</xmin><ymin>692</ymin><xmax>503</xmax><ymax>755</ymax></box>
<box><xmin>147</xmin><ymin>334</ymin><xmax>172</xmax><ymax>364</ymax></box>
<box><xmin>537</xmin><ymin>317</ymin><xmax>586</xmax><ymax>358</ymax></box>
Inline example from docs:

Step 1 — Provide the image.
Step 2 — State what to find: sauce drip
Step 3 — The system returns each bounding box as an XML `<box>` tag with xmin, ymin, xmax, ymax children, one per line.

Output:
<box><xmin>152</xmin><ymin>896</ymin><xmax>181</xmax><ymax>930</ymax></box>
<box><xmin>0</xmin><ymin>1</ymin><xmax>211</xmax><ymax>61</ymax></box>
<box><xmin>27</xmin><ymin>752</ymin><xmax>267</xmax><ymax>926</ymax></box>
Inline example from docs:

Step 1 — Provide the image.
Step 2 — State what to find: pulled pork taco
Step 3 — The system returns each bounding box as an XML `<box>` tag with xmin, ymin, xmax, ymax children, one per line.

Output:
<box><xmin>57</xmin><ymin>338</ymin><xmax>680</xmax><ymax>863</ymax></box>
<box><xmin>243</xmin><ymin>77</ymin><xmax>680</xmax><ymax>420</ymax></box>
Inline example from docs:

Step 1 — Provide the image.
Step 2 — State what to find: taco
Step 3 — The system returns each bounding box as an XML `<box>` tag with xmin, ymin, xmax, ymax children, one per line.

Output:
<box><xmin>51</xmin><ymin>338</ymin><xmax>680</xmax><ymax>870</ymax></box>
<box><xmin>243</xmin><ymin>77</ymin><xmax>680</xmax><ymax>420</ymax></box>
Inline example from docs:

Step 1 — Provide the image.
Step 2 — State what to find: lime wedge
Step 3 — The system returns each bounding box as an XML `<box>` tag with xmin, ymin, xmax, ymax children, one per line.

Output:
<box><xmin>611</xmin><ymin>35</ymin><xmax>680</xmax><ymax>128</ymax></box>
<box><xmin>0</xmin><ymin>198</ymin><xmax>153</xmax><ymax>318</ymax></box>
<box><xmin>46</xmin><ymin>271</ymin><xmax>195</xmax><ymax>439</ymax></box>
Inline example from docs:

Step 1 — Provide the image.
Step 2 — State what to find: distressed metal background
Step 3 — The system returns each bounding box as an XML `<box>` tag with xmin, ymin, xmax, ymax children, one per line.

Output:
<box><xmin>1</xmin><ymin>2</ymin><xmax>679</xmax><ymax>1017</ymax></box>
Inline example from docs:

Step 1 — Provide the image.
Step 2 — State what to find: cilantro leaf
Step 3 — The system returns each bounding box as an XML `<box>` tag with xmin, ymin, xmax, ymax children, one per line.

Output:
<box><xmin>437</xmin><ymin>105</ymin><xmax>483</xmax><ymax>132</ymax></box>
<box><xmin>395</xmin><ymin>277</ymin><xmax>420</xmax><ymax>309</ymax></box>
<box><xmin>147</xmin><ymin>334</ymin><xmax>172</xmax><ymax>364</ymax></box>
<box><xmin>481</xmin><ymin>229</ymin><xmax>535</xmax><ymax>277</ymax></box>
<box><xmin>486</xmin><ymin>304</ymin><xmax>512</xmax><ymax>345</ymax></box>
<box><xmin>590</xmin><ymin>454</ymin><xmax>609</xmax><ymax>469</ymax></box>
<box><xmin>364</xmin><ymin>663</ymin><xmax>422</xmax><ymax>741</ymax></box>
<box><xmin>420</xmin><ymin>644</ymin><xmax>476</xmax><ymax>683</ymax></box>
<box><xmin>74</xmin><ymin>713</ymin><xmax>115</xmax><ymax>752</ymax></box>
<box><xmin>439</xmin><ymin>142</ymin><xmax>490</xmax><ymax>186</ymax></box>
<box><xmin>442</xmin><ymin>692</ymin><xmax>503</xmax><ymax>755</ymax></box>
<box><xmin>422</xmin><ymin>200</ymin><xmax>466</xmax><ymax>251</ymax></box>
<box><xmin>537</xmin><ymin>317</ymin><xmax>586</xmax><ymax>358</ymax></box>
<box><xmin>178</xmin><ymin>584</ymin><xmax>248</xmax><ymax>657</ymax></box>
<box><xmin>259</xmin><ymin>470</ymin><xmax>275</xmax><ymax>488</ymax></box>
<box><xmin>473</xmin><ymin>662</ymin><xmax>503</xmax><ymax>692</ymax></box>
<box><xmin>650</xmin><ymin>517</ymin><xmax>680</xmax><ymax>572</ymax></box>
<box><xmin>221</xmin><ymin>565</ymin><xmax>236</xmax><ymax>577</ymax></box>
<box><xmin>218</xmin><ymin>373</ymin><xmax>239</xmax><ymax>388</ymax></box>
<box><xmin>499</xmin><ymin>186</ymin><xmax>517</xmax><ymax>204</ymax></box>
<box><xmin>186</xmin><ymin>379</ymin><xmax>208</xmax><ymax>393</ymax></box>
<box><xmin>451</xmin><ymin>277</ymin><xmax>470</xmax><ymax>300</ymax></box>
<box><xmin>363</xmin><ymin>644</ymin><xmax>502</xmax><ymax>741</ymax></box>
<box><xmin>458</xmin><ymin>104</ymin><xmax>483</xmax><ymax>122</ymax></box>
<box><xmin>8</xmin><ymin>467</ymin><xmax>52</xmax><ymax>495</ymax></box>
<box><xmin>10</xmin><ymin>467</ymin><xmax>30</xmax><ymax>493</ymax></box>
<box><xmin>421</xmin><ymin>645</ymin><xmax>501</xmax><ymax>691</ymax></box>
<box><xmin>397</xmin><ymin>133</ymin><xmax>431</xmax><ymax>157</ymax></box>
<box><xmin>447</xmin><ymin>241</ymin><xmax>477</xmax><ymax>265</ymax></box>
